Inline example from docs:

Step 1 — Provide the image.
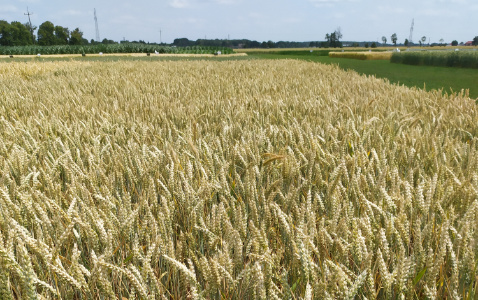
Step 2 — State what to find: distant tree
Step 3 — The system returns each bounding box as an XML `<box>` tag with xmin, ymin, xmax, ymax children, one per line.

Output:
<box><xmin>24</xmin><ymin>22</ymin><xmax>37</xmax><ymax>43</ymax></box>
<box><xmin>371</xmin><ymin>42</ymin><xmax>377</xmax><ymax>48</ymax></box>
<box><xmin>451</xmin><ymin>40</ymin><xmax>458</xmax><ymax>46</ymax></box>
<box><xmin>364</xmin><ymin>43</ymin><xmax>369</xmax><ymax>48</ymax></box>
<box><xmin>404</xmin><ymin>39</ymin><xmax>409</xmax><ymax>47</ymax></box>
<box><xmin>473</xmin><ymin>36</ymin><xmax>478</xmax><ymax>46</ymax></box>
<box><xmin>37</xmin><ymin>21</ymin><xmax>55</xmax><ymax>45</ymax></box>
<box><xmin>69</xmin><ymin>28</ymin><xmax>84</xmax><ymax>45</ymax></box>
<box><xmin>352</xmin><ymin>42</ymin><xmax>359</xmax><ymax>47</ymax></box>
<box><xmin>54</xmin><ymin>25</ymin><xmax>69</xmax><ymax>45</ymax></box>
<box><xmin>421</xmin><ymin>36</ymin><xmax>426</xmax><ymax>46</ymax></box>
<box><xmin>267</xmin><ymin>40</ymin><xmax>275</xmax><ymax>48</ymax></box>
<box><xmin>335</xmin><ymin>27</ymin><xmax>343</xmax><ymax>41</ymax></box>
<box><xmin>0</xmin><ymin>21</ymin><xmax>37</xmax><ymax>46</ymax></box>
<box><xmin>102</xmin><ymin>38</ymin><xmax>116</xmax><ymax>44</ymax></box>
<box><xmin>439</xmin><ymin>38</ymin><xmax>444</xmax><ymax>45</ymax></box>
<box><xmin>382</xmin><ymin>36</ymin><xmax>387</xmax><ymax>45</ymax></box>
<box><xmin>12</xmin><ymin>22</ymin><xmax>34</xmax><ymax>45</ymax></box>
<box><xmin>325</xmin><ymin>27</ymin><xmax>343</xmax><ymax>48</ymax></box>
<box><xmin>391</xmin><ymin>33</ymin><xmax>397</xmax><ymax>45</ymax></box>
<box><xmin>248</xmin><ymin>40</ymin><xmax>261</xmax><ymax>48</ymax></box>
<box><xmin>0</xmin><ymin>20</ymin><xmax>14</xmax><ymax>46</ymax></box>
<box><xmin>173</xmin><ymin>38</ymin><xmax>194</xmax><ymax>47</ymax></box>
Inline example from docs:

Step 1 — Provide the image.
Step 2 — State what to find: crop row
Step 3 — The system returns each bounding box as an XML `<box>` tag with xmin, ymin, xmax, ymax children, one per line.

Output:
<box><xmin>0</xmin><ymin>44</ymin><xmax>233</xmax><ymax>55</ymax></box>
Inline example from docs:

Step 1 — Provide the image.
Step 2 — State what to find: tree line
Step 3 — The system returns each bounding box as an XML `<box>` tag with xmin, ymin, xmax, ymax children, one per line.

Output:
<box><xmin>174</xmin><ymin>29</ymin><xmax>345</xmax><ymax>49</ymax></box>
<box><xmin>2</xmin><ymin>19</ymin><xmax>477</xmax><ymax>49</ymax></box>
<box><xmin>0</xmin><ymin>20</ymin><xmax>88</xmax><ymax>46</ymax></box>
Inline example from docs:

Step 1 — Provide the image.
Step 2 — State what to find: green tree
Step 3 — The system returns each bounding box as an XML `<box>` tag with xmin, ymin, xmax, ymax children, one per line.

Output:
<box><xmin>69</xmin><ymin>28</ymin><xmax>84</xmax><ymax>45</ymax></box>
<box><xmin>102</xmin><ymin>38</ymin><xmax>117</xmax><ymax>44</ymax></box>
<box><xmin>382</xmin><ymin>36</ymin><xmax>387</xmax><ymax>45</ymax></box>
<box><xmin>11</xmin><ymin>22</ymin><xmax>34</xmax><ymax>45</ymax></box>
<box><xmin>54</xmin><ymin>26</ymin><xmax>69</xmax><ymax>45</ymax></box>
<box><xmin>404</xmin><ymin>39</ymin><xmax>409</xmax><ymax>47</ymax></box>
<box><xmin>24</xmin><ymin>22</ymin><xmax>37</xmax><ymax>44</ymax></box>
<box><xmin>0</xmin><ymin>20</ymin><xmax>13</xmax><ymax>45</ymax></box>
<box><xmin>325</xmin><ymin>27</ymin><xmax>343</xmax><ymax>48</ymax></box>
<box><xmin>371</xmin><ymin>42</ymin><xmax>377</xmax><ymax>48</ymax></box>
<box><xmin>473</xmin><ymin>36</ymin><xmax>478</xmax><ymax>46</ymax></box>
<box><xmin>421</xmin><ymin>36</ymin><xmax>426</xmax><ymax>46</ymax></box>
<box><xmin>173</xmin><ymin>38</ymin><xmax>194</xmax><ymax>47</ymax></box>
<box><xmin>391</xmin><ymin>33</ymin><xmax>397</xmax><ymax>45</ymax></box>
<box><xmin>451</xmin><ymin>40</ymin><xmax>458</xmax><ymax>46</ymax></box>
<box><xmin>38</xmin><ymin>21</ymin><xmax>55</xmax><ymax>45</ymax></box>
<box><xmin>0</xmin><ymin>21</ymin><xmax>34</xmax><ymax>46</ymax></box>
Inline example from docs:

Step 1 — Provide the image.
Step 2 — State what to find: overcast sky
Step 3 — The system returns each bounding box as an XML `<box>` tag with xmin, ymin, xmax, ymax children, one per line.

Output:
<box><xmin>1</xmin><ymin>0</ymin><xmax>477</xmax><ymax>44</ymax></box>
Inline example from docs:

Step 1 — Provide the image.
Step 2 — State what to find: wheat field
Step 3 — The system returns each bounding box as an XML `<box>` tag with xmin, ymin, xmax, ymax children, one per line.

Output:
<box><xmin>0</xmin><ymin>59</ymin><xmax>477</xmax><ymax>299</ymax></box>
<box><xmin>329</xmin><ymin>51</ymin><xmax>393</xmax><ymax>60</ymax></box>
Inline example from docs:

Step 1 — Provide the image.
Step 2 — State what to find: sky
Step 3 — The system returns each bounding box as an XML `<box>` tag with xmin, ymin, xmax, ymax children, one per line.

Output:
<box><xmin>1</xmin><ymin>0</ymin><xmax>477</xmax><ymax>44</ymax></box>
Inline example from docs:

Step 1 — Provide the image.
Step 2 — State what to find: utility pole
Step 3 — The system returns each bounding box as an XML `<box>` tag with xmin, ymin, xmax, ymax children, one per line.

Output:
<box><xmin>408</xmin><ymin>18</ymin><xmax>414</xmax><ymax>46</ymax></box>
<box><xmin>24</xmin><ymin>7</ymin><xmax>34</xmax><ymax>43</ymax></box>
<box><xmin>94</xmin><ymin>8</ymin><xmax>100</xmax><ymax>43</ymax></box>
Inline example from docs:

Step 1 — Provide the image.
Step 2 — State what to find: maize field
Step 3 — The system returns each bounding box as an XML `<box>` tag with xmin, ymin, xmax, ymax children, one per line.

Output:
<box><xmin>0</xmin><ymin>44</ymin><xmax>234</xmax><ymax>56</ymax></box>
<box><xmin>0</xmin><ymin>59</ymin><xmax>477</xmax><ymax>299</ymax></box>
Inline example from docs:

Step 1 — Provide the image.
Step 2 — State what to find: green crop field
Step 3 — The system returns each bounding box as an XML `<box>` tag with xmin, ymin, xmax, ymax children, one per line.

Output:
<box><xmin>244</xmin><ymin>51</ymin><xmax>478</xmax><ymax>100</ymax></box>
<box><xmin>0</xmin><ymin>58</ymin><xmax>477</xmax><ymax>299</ymax></box>
<box><xmin>0</xmin><ymin>44</ymin><xmax>233</xmax><ymax>56</ymax></box>
<box><xmin>391</xmin><ymin>50</ymin><xmax>478</xmax><ymax>69</ymax></box>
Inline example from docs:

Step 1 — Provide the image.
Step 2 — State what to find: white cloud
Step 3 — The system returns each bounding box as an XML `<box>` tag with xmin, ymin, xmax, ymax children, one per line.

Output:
<box><xmin>0</xmin><ymin>5</ymin><xmax>18</xmax><ymax>13</ymax></box>
<box><xmin>376</xmin><ymin>5</ymin><xmax>407</xmax><ymax>15</ymax></box>
<box><xmin>169</xmin><ymin>0</ymin><xmax>238</xmax><ymax>7</ymax></box>
<box><xmin>169</xmin><ymin>0</ymin><xmax>190</xmax><ymax>8</ymax></box>
<box><xmin>64</xmin><ymin>9</ymin><xmax>83</xmax><ymax>16</ymax></box>
<box><xmin>213</xmin><ymin>0</ymin><xmax>238</xmax><ymax>4</ymax></box>
<box><xmin>308</xmin><ymin>0</ymin><xmax>358</xmax><ymax>8</ymax></box>
<box><xmin>283</xmin><ymin>17</ymin><xmax>301</xmax><ymax>24</ymax></box>
<box><xmin>109</xmin><ymin>14</ymin><xmax>138</xmax><ymax>25</ymax></box>
<box><xmin>419</xmin><ymin>8</ymin><xmax>459</xmax><ymax>17</ymax></box>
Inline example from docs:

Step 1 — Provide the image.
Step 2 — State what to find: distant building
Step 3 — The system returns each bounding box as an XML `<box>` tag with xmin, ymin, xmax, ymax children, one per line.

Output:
<box><xmin>464</xmin><ymin>41</ymin><xmax>473</xmax><ymax>46</ymax></box>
